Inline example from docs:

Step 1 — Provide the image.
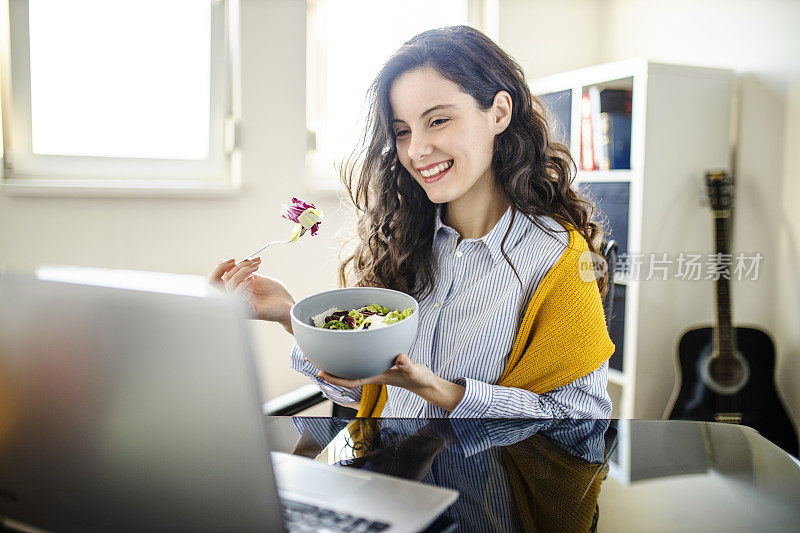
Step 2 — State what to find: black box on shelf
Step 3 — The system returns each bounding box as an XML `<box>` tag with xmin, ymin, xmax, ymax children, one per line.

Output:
<box><xmin>608</xmin><ymin>284</ymin><xmax>626</xmax><ymax>372</ymax></box>
<box><xmin>578</xmin><ymin>181</ymin><xmax>630</xmax><ymax>259</ymax></box>
<box><xmin>538</xmin><ymin>89</ymin><xmax>572</xmax><ymax>146</ymax></box>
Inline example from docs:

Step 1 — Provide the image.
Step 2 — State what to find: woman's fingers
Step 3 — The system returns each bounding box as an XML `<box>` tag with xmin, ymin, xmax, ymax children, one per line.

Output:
<box><xmin>394</xmin><ymin>353</ymin><xmax>412</xmax><ymax>367</ymax></box>
<box><xmin>226</xmin><ymin>261</ymin><xmax>261</xmax><ymax>290</ymax></box>
<box><xmin>220</xmin><ymin>258</ymin><xmax>260</xmax><ymax>290</ymax></box>
<box><xmin>317</xmin><ymin>358</ymin><xmax>408</xmax><ymax>388</ymax></box>
<box><xmin>317</xmin><ymin>371</ymin><xmax>370</xmax><ymax>388</ymax></box>
<box><xmin>207</xmin><ymin>258</ymin><xmax>235</xmax><ymax>289</ymax></box>
<box><xmin>222</xmin><ymin>259</ymin><xmax>253</xmax><ymax>283</ymax></box>
<box><xmin>317</xmin><ymin>354</ymin><xmax>421</xmax><ymax>392</ymax></box>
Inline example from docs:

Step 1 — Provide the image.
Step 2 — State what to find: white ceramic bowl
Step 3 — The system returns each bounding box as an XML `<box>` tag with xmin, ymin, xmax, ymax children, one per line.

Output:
<box><xmin>290</xmin><ymin>287</ymin><xmax>419</xmax><ymax>380</ymax></box>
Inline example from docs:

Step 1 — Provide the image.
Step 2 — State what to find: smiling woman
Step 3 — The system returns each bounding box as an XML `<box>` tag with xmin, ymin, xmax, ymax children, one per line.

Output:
<box><xmin>329</xmin><ymin>26</ymin><xmax>614</xmax><ymax>417</ymax></box>
<box><xmin>210</xmin><ymin>25</ymin><xmax>614</xmax><ymax>420</ymax></box>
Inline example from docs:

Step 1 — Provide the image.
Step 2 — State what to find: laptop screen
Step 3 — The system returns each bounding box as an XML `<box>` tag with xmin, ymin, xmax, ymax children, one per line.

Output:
<box><xmin>0</xmin><ymin>274</ymin><xmax>283</xmax><ymax>531</ymax></box>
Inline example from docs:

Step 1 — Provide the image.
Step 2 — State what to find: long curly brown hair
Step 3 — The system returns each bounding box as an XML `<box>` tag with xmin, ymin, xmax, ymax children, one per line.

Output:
<box><xmin>338</xmin><ymin>26</ymin><xmax>607</xmax><ymax>302</ymax></box>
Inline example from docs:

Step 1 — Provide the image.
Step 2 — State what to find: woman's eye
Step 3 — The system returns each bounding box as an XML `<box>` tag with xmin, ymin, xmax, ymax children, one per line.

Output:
<box><xmin>394</xmin><ymin>120</ymin><xmax>447</xmax><ymax>138</ymax></box>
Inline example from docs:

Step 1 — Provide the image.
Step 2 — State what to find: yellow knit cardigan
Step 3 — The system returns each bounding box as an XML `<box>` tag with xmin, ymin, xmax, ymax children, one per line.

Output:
<box><xmin>356</xmin><ymin>226</ymin><xmax>614</xmax><ymax>417</ymax></box>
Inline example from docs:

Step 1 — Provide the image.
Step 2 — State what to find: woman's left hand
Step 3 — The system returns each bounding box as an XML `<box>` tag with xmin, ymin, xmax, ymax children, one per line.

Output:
<box><xmin>318</xmin><ymin>353</ymin><xmax>466</xmax><ymax>412</ymax></box>
<box><xmin>317</xmin><ymin>353</ymin><xmax>435</xmax><ymax>392</ymax></box>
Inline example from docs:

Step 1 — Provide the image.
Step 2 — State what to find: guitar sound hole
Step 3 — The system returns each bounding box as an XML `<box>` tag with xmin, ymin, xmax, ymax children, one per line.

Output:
<box><xmin>709</xmin><ymin>357</ymin><xmax>745</xmax><ymax>387</ymax></box>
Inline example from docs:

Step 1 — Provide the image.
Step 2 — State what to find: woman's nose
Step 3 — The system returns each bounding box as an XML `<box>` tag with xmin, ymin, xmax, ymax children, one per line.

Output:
<box><xmin>407</xmin><ymin>131</ymin><xmax>433</xmax><ymax>161</ymax></box>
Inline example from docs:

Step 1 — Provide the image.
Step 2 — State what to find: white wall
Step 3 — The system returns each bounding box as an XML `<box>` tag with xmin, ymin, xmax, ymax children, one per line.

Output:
<box><xmin>1</xmin><ymin>0</ymin><xmax>798</xmax><ymax>423</ymax></box>
<box><xmin>497</xmin><ymin>0</ymin><xmax>604</xmax><ymax>78</ymax></box>
<box><xmin>500</xmin><ymin>0</ymin><xmax>800</xmax><ymax>424</ymax></box>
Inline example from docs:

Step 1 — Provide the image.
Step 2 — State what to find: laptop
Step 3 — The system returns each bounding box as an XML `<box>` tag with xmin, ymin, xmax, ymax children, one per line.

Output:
<box><xmin>0</xmin><ymin>268</ymin><xmax>457</xmax><ymax>532</ymax></box>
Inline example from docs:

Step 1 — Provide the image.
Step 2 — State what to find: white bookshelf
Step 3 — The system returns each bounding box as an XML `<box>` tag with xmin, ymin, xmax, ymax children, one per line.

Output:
<box><xmin>531</xmin><ymin>59</ymin><xmax>734</xmax><ymax>419</ymax></box>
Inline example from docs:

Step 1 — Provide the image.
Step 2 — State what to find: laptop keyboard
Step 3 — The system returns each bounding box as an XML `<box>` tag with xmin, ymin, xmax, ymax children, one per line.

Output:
<box><xmin>281</xmin><ymin>499</ymin><xmax>391</xmax><ymax>532</ymax></box>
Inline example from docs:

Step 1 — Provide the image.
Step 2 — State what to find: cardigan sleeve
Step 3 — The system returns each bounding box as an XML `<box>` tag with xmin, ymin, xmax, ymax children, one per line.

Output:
<box><xmin>496</xmin><ymin>228</ymin><xmax>615</xmax><ymax>395</ymax></box>
<box><xmin>449</xmin><ymin>361</ymin><xmax>611</xmax><ymax>418</ymax></box>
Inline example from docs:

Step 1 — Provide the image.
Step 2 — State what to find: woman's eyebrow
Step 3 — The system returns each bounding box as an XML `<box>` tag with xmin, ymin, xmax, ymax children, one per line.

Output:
<box><xmin>392</xmin><ymin>104</ymin><xmax>456</xmax><ymax>124</ymax></box>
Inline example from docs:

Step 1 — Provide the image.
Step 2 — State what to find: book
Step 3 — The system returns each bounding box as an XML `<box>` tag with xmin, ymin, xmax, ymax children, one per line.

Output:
<box><xmin>538</xmin><ymin>89</ymin><xmax>572</xmax><ymax>145</ymax></box>
<box><xmin>580</xmin><ymin>93</ymin><xmax>596</xmax><ymax>170</ymax></box>
<box><xmin>598</xmin><ymin>88</ymin><xmax>633</xmax><ymax>114</ymax></box>
<box><xmin>589</xmin><ymin>87</ymin><xmax>603</xmax><ymax>170</ymax></box>
<box><xmin>598</xmin><ymin>112</ymin><xmax>632</xmax><ymax>170</ymax></box>
<box><xmin>586</xmin><ymin>87</ymin><xmax>633</xmax><ymax>170</ymax></box>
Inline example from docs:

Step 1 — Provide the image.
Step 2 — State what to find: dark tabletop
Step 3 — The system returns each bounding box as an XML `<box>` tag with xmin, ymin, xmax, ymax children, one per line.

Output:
<box><xmin>264</xmin><ymin>417</ymin><xmax>800</xmax><ymax>532</ymax></box>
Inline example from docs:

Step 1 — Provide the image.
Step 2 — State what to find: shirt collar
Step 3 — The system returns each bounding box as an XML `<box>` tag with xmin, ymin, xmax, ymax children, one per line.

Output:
<box><xmin>433</xmin><ymin>205</ymin><xmax>455</xmax><ymax>236</ymax></box>
<box><xmin>433</xmin><ymin>205</ymin><xmax>531</xmax><ymax>265</ymax></box>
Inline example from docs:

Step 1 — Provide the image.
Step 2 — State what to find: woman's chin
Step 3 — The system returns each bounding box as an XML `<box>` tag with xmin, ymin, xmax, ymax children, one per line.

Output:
<box><xmin>421</xmin><ymin>185</ymin><xmax>454</xmax><ymax>204</ymax></box>
<box><xmin>425</xmin><ymin>192</ymin><xmax>451</xmax><ymax>205</ymax></box>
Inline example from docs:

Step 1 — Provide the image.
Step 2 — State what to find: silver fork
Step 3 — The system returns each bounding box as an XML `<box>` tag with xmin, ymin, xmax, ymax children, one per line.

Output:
<box><xmin>243</xmin><ymin>239</ymin><xmax>292</xmax><ymax>261</ymax></box>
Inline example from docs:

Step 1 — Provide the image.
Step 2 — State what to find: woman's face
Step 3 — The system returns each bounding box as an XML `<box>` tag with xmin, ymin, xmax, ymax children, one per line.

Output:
<box><xmin>389</xmin><ymin>67</ymin><xmax>511</xmax><ymax>207</ymax></box>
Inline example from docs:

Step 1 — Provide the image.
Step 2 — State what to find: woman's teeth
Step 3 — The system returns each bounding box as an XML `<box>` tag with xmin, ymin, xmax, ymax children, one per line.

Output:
<box><xmin>420</xmin><ymin>160</ymin><xmax>453</xmax><ymax>178</ymax></box>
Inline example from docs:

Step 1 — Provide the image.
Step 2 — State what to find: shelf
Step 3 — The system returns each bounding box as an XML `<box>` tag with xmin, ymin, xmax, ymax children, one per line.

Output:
<box><xmin>608</xmin><ymin>368</ymin><xmax>627</xmax><ymax>386</ymax></box>
<box><xmin>582</xmin><ymin>76</ymin><xmax>635</xmax><ymax>93</ymax></box>
<box><xmin>613</xmin><ymin>272</ymin><xmax>637</xmax><ymax>286</ymax></box>
<box><xmin>534</xmin><ymin>59</ymin><xmax>735</xmax><ymax>420</ymax></box>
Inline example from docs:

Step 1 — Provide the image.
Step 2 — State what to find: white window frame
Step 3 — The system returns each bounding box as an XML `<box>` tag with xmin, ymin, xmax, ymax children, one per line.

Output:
<box><xmin>0</xmin><ymin>0</ymin><xmax>241</xmax><ymax>197</ymax></box>
<box><xmin>305</xmin><ymin>0</ymin><xmax>498</xmax><ymax>194</ymax></box>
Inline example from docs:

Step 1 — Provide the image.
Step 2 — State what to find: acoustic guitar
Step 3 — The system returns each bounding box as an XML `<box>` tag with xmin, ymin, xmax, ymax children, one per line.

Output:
<box><xmin>668</xmin><ymin>171</ymin><xmax>798</xmax><ymax>457</ymax></box>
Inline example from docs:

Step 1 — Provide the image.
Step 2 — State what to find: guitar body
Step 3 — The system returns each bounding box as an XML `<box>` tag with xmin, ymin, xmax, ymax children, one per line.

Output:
<box><xmin>671</xmin><ymin>325</ymin><xmax>799</xmax><ymax>457</ymax></box>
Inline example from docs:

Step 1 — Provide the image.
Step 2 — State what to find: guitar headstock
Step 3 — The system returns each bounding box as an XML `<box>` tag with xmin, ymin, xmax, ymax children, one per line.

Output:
<box><xmin>705</xmin><ymin>171</ymin><xmax>734</xmax><ymax>212</ymax></box>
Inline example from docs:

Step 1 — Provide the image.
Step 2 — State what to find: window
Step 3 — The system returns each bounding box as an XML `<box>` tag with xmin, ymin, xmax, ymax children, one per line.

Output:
<box><xmin>306</xmin><ymin>0</ymin><xmax>496</xmax><ymax>192</ymax></box>
<box><xmin>1</xmin><ymin>0</ymin><xmax>240</xmax><ymax>196</ymax></box>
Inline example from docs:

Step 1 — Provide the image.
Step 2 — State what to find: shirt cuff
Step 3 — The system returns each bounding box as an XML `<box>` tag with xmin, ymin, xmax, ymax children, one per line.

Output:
<box><xmin>449</xmin><ymin>418</ymin><xmax>491</xmax><ymax>457</ymax></box>
<box><xmin>289</xmin><ymin>341</ymin><xmax>362</xmax><ymax>406</ymax></box>
<box><xmin>289</xmin><ymin>341</ymin><xmax>322</xmax><ymax>378</ymax></box>
<box><xmin>448</xmin><ymin>377</ymin><xmax>493</xmax><ymax>418</ymax></box>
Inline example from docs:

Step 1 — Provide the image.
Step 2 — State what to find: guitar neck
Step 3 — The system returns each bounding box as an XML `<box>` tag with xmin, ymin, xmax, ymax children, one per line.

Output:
<box><xmin>713</xmin><ymin>211</ymin><xmax>736</xmax><ymax>357</ymax></box>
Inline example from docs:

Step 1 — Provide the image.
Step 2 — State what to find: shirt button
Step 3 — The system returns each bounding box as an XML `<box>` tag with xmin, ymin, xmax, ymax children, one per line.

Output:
<box><xmin>455</xmin><ymin>249</ymin><xmax>464</xmax><ymax>258</ymax></box>
<box><xmin>434</xmin><ymin>302</ymin><xmax>442</xmax><ymax>309</ymax></box>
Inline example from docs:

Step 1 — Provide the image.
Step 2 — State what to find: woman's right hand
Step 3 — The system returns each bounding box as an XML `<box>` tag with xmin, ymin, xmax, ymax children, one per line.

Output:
<box><xmin>207</xmin><ymin>258</ymin><xmax>295</xmax><ymax>334</ymax></box>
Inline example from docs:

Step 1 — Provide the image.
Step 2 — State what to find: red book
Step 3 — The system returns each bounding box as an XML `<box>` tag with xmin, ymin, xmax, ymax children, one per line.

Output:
<box><xmin>580</xmin><ymin>93</ymin><xmax>597</xmax><ymax>170</ymax></box>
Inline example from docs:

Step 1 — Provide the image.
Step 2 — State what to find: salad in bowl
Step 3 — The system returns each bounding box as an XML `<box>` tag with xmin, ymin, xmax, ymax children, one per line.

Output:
<box><xmin>290</xmin><ymin>287</ymin><xmax>419</xmax><ymax>379</ymax></box>
<box><xmin>311</xmin><ymin>304</ymin><xmax>414</xmax><ymax>330</ymax></box>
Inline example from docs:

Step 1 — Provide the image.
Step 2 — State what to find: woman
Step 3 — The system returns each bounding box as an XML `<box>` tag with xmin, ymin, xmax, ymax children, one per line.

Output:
<box><xmin>209</xmin><ymin>26</ymin><xmax>613</xmax><ymax>418</ymax></box>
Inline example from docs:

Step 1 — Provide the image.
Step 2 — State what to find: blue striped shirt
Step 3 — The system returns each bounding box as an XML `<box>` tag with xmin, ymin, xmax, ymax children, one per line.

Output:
<box><xmin>290</xmin><ymin>205</ymin><xmax>611</xmax><ymax>418</ymax></box>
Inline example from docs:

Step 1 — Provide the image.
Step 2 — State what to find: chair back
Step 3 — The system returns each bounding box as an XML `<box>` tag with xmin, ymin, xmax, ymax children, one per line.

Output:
<box><xmin>601</xmin><ymin>239</ymin><xmax>618</xmax><ymax>327</ymax></box>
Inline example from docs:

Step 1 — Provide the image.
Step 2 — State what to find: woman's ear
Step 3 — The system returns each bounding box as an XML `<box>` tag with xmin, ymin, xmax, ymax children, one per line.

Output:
<box><xmin>491</xmin><ymin>90</ymin><xmax>513</xmax><ymax>134</ymax></box>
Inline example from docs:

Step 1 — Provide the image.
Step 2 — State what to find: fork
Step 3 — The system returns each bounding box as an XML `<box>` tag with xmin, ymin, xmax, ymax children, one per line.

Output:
<box><xmin>243</xmin><ymin>240</ymin><xmax>292</xmax><ymax>261</ymax></box>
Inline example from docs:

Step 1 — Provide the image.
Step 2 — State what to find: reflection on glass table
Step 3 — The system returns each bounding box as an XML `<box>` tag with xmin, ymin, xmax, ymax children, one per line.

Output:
<box><xmin>265</xmin><ymin>418</ymin><xmax>800</xmax><ymax>533</ymax></box>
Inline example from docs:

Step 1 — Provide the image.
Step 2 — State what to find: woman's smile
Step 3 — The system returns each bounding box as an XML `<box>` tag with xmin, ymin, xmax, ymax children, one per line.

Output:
<box><xmin>423</xmin><ymin>164</ymin><xmax>451</xmax><ymax>183</ymax></box>
<box><xmin>418</xmin><ymin>160</ymin><xmax>453</xmax><ymax>182</ymax></box>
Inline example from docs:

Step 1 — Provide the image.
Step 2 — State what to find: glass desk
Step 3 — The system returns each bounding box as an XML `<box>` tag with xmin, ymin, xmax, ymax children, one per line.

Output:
<box><xmin>265</xmin><ymin>418</ymin><xmax>800</xmax><ymax>532</ymax></box>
